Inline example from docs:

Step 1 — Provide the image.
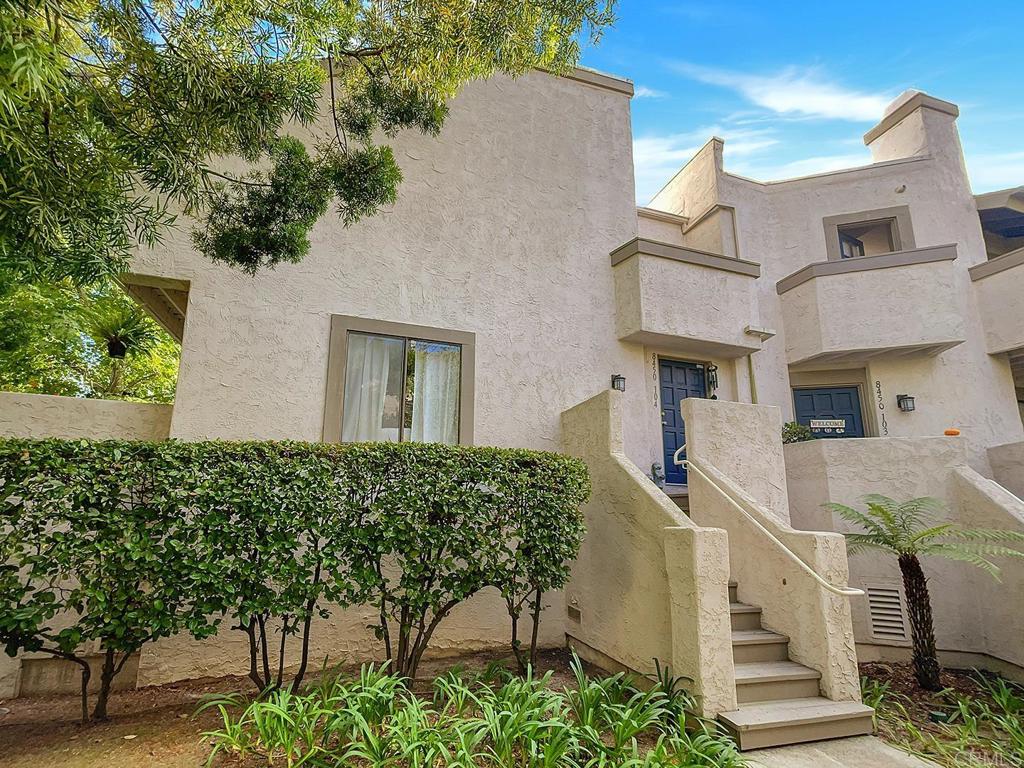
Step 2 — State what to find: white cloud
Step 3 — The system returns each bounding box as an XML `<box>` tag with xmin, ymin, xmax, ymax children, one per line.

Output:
<box><xmin>669</xmin><ymin>62</ymin><xmax>892</xmax><ymax>122</ymax></box>
<box><xmin>634</xmin><ymin>85</ymin><xmax>668</xmax><ymax>99</ymax></box>
<box><xmin>965</xmin><ymin>151</ymin><xmax>1024</xmax><ymax>193</ymax></box>
<box><xmin>728</xmin><ymin>152</ymin><xmax>874</xmax><ymax>183</ymax></box>
<box><xmin>633</xmin><ymin>127</ymin><xmax>779</xmax><ymax>203</ymax></box>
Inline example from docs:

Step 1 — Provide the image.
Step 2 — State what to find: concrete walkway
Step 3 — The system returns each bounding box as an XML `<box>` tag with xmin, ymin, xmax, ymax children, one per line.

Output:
<box><xmin>747</xmin><ymin>736</ymin><xmax>938</xmax><ymax>767</ymax></box>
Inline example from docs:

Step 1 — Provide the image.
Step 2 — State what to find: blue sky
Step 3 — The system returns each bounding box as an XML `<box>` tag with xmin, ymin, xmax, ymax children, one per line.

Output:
<box><xmin>578</xmin><ymin>1</ymin><xmax>1024</xmax><ymax>204</ymax></box>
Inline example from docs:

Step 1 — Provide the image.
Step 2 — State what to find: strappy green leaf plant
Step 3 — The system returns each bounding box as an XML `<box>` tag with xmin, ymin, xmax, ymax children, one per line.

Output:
<box><xmin>827</xmin><ymin>495</ymin><xmax>1024</xmax><ymax>690</ymax></box>
<box><xmin>199</xmin><ymin>659</ymin><xmax>748</xmax><ymax>768</ymax></box>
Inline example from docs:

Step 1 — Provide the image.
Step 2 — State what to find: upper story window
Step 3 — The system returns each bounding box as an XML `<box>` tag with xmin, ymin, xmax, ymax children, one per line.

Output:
<box><xmin>823</xmin><ymin>206</ymin><xmax>915</xmax><ymax>262</ymax></box>
<box><xmin>323</xmin><ymin>316</ymin><xmax>475</xmax><ymax>445</ymax></box>
<box><xmin>837</xmin><ymin>219</ymin><xmax>896</xmax><ymax>259</ymax></box>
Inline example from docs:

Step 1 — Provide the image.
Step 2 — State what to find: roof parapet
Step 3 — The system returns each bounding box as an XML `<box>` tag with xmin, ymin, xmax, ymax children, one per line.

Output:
<box><xmin>863</xmin><ymin>90</ymin><xmax>959</xmax><ymax>146</ymax></box>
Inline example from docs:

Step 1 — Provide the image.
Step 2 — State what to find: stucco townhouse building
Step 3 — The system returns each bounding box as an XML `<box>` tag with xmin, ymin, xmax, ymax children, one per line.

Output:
<box><xmin>2</xmin><ymin>65</ymin><xmax>1023</xmax><ymax>749</ymax></box>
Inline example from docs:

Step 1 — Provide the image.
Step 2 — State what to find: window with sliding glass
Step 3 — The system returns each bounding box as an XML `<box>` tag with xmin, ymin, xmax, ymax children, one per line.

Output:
<box><xmin>323</xmin><ymin>316</ymin><xmax>475</xmax><ymax>445</ymax></box>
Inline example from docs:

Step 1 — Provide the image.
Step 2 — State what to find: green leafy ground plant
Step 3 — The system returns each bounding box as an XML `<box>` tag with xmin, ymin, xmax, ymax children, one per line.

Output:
<box><xmin>863</xmin><ymin>670</ymin><xmax>1024</xmax><ymax>767</ymax></box>
<box><xmin>199</xmin><ymin>656</ymin><xmax>747</xmax><ymax>768</ymax></box>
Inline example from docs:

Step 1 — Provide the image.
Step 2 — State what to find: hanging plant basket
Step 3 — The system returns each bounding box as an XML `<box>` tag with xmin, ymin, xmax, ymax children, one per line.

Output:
<box><xmin>106</xmin><ymin>338</ymin><xmax>127</xmax><ymax>359</ymax></box>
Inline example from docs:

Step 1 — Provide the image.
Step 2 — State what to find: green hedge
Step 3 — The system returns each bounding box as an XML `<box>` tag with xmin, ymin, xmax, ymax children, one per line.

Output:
<box><xmin>0</xmin><ymin>438</ymin><xmax>589</xmax><ymax>719</ymax></box>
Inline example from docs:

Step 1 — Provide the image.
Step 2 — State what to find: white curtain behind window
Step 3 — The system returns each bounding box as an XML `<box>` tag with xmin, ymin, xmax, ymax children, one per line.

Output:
<box><xmin>342</xmin><ymin>334</ymin><xmax>401</xmax><ymax>442</ymax></box>
<box><xmin>410</xmin><ymin>343</ymin><xmax>460</xmax><ymax>444</ymax></box>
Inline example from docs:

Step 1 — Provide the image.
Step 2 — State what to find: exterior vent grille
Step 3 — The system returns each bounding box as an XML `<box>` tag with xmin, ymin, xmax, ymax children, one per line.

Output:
<box><xmin>867</xmin><ymin>585</ymin><xmax>907</xmax><ymax>642</ymax></box>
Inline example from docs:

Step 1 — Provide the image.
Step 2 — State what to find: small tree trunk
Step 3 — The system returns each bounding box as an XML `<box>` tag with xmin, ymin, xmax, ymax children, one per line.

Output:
<box><xmin>898</xmin><ymin>553</ymin><xmax>941</xmax><ymax>691</ymax></box>
<box><xmin>528</xmin><ymin>588</ymin><xmax>543</xmax><ymax>669</ymax></box>
<box><xmin>508</xmin><ymin>598</ymin><xmax>527</xmax><ymax>675</ymax></box>
<box><xmin>242</xmin><ymin>617</ymin><xmax>265</xmax><ymax>690</ymax></box>
<box><xmin>92</xmin><ymin>649</ymin><xmax>116</xmax><ymax>721</ymax></box>
<box><xmin>78</xmin><ymin>659</ymin><xmax>92</xmax><ymax>725</ymax></box>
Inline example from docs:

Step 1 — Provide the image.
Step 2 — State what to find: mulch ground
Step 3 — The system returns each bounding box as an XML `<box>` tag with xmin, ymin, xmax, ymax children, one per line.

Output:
<box><xmin>0</xmin><ymin>649</ymin><xmax>578</xmax><ymax>768</ymax></box>
<box><xmin>861</xmin><ymin>661</ymin><xmax>1018</xmax><ymax>766</ymax></box>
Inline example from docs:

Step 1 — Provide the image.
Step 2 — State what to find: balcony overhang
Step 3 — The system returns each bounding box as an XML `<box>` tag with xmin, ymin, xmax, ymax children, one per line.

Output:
<box><xmin>611</xmin><ymin>238</ymin><xmax>762</xmax><ymax>359</ymax></box>
<box><xmin>969</xmin><ymin>247</ymin><xmax>1024</xmax><ymax>367</ymax></box>
<box><xmin>119</xmin><ymin>273</ymin><xmax>190</xmax><ymax>343</ymax></box>
<box><xmin>975</xmin><ymin>186</ymin><xmax>1024</xmax><ymax>241</ymax></box>
<box><xmin>776</xmin><ymin>245</ymin><xmax>965</xmax><ymax>367</ymax></box>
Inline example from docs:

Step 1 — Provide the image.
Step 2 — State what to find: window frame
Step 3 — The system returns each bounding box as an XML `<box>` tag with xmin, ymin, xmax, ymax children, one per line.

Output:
<box><xmin>323</xmin><ymin>315</ymin><xmax>475</xmax><ymax>445</ymax></box>
<box><xmin>822</xmin><ymin>206</ymin><xmax>915</xmax><ymax>262</ymax></box>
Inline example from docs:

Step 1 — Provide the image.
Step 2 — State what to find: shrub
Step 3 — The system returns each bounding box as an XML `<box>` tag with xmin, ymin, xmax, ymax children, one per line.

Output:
<box><xmin>0</xmin><ymin>438</ymin><xmax>589</xmax><ymax>717</ymax></box>
<box><xmin>0</xmin><ymin>440</ymin><xmax>222</xmax><ymax>720</ymax></box>
<box><xmin>781</xmin><ymin>421</ymin><xmax>813</xmax><ymax>444</ymax></box>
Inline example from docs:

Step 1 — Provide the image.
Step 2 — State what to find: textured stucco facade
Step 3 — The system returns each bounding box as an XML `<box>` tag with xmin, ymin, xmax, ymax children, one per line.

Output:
<box><xmin>1</xmin><ymin>71</ymin><xmax>1023</xmax><ymax>712</ymax></box>
<box><xmin>80</xmin><ymin>68</ymin><xmax>643</xmax><ymax>691</ymax></box>
<box><xmin>683</xmin><ymin>399</ymin><xmax>861</xmax><ymax>702</ymax></box>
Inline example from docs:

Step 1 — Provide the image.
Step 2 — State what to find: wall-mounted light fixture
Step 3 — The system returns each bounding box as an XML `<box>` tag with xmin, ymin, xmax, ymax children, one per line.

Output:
<box><xmin>611</xmin><ymin>374</ymin><xmax>626</xmax><ymax>392</ymax></box>
<box><xmin>897</xmin><ymin>394</ymin><xmax>916</xmax><ymax>412</ymax></box>
<box><xmin>705</xmin><ymin>364</ymin><xmax>719</xmax><ymax>394</ymax></box>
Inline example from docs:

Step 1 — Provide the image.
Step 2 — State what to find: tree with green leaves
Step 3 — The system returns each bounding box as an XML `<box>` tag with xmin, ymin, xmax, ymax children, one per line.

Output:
<box><xmin>0</xmin><ymin>278</ymin><xmax>178</xmax><ymax>401</ymax></box>
<box><xmin>1</xmin><ymin>0</ymin><xmax>615</xmax><ymax>284</ymax></box>
<box><xmin>826</xmin><ymin>495</ymin><xmax>1024</xmax><ymax>691</ymax></box>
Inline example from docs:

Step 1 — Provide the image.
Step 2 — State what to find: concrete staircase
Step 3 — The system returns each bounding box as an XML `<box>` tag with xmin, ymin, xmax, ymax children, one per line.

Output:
<box><xmin>717</xmin><ymin>581</ymin><xmax>874</xmax><ymax>750</ymax></box>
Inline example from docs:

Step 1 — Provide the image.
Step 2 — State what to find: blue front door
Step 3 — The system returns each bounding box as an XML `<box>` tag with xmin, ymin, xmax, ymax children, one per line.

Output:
<box><xmin>793</xmin><ymin>386</ymin><xmax>866</xmax><ymax>439</ymax></box>
<box><xmin>660</xmin><ymin>359</ymin><xmax>706</xmax><ymax>484</ymax></box>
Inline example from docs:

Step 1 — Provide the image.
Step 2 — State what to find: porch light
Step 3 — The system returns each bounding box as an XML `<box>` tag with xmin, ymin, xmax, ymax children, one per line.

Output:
<box><xmin>897</xmin><ymin>394</ymin><xmax>916</xmax><ymax>412</ymax></box>
<box><xmin>611</xmin><ymin>374</ymin><xmax>626</xmax><ymax>392</ymax></box>
<box><xmin>706</xmin><ymin>364</ymin><xmax>719</xmax><ymax>393</ymax></box>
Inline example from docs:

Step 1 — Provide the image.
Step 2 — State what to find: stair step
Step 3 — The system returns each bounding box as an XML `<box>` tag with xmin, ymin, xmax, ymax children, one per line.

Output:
<box><xmin>728</xmin><ymin>581</ymin><xmax>738</xmax><ymax>602</ymax></box>
<box><xmin>734</xmin><ymin>661</ymin><xmax>821</xmax><ymax>703</ymax></box>
<box><xmin>731</xmin><ymin>630</ymin><xmax>789</xmax><ymax>663</ymax></box>
<box><xmin>729</xmin><ymin>602</ymin><xmax>762</xmax><ymax>631</ymax></box>
<box><xmin>718</xmin><ymin>697</ymin><xmax>874</xmax><ymax>750</ymax></box>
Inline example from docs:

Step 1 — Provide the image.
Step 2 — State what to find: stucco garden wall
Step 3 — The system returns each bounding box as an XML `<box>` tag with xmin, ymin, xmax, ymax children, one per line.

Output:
<box><xmin>989</xmin><ymin>440</ymin><xmax>1024</xmax><ymax>500</ymax></box>
<box><xmin>0</xmin><ymin>392</ymin><xmax>172</xmax><ymax>440</ymax></box>
<box><xmin>785</xmin><ymin>436</ymin><xmax>1024</xmax><ymax>678</ymax></box>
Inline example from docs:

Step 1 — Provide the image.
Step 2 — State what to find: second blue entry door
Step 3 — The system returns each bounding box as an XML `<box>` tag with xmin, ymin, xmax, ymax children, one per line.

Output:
<box><xmin>792</xmin><ymin>386</ymin><xmax>866</xmax><ymax>439</ymax></box>
<box><xmin>660</xmin><ymin>359</ymin><xmax>706</xmax><ymax>485</ymax></box>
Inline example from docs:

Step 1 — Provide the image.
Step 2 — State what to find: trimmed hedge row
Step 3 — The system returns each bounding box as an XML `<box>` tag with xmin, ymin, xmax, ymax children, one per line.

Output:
<box><xmin>0</xmin><ymin>438</ymin><xmax>589</xmax><ymax>720</ymax></box>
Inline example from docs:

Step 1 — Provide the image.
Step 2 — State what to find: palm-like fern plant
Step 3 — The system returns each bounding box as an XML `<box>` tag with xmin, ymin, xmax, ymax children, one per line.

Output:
<box><xmin>88</xmin><ymin>304</ymin><xmax>159</xmax><ymax>360</ymax></box>
<box><xmin>826</xmin><ymin>495</ymin><xmax>1024</xmax><ymax>691</ymax></box>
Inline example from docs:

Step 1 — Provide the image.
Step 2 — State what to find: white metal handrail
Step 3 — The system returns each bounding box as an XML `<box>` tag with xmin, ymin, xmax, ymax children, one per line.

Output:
<box><xmin>673</xmin><ymin>444</ymin><xmax>863</xmax><ymax>598</ymax></box>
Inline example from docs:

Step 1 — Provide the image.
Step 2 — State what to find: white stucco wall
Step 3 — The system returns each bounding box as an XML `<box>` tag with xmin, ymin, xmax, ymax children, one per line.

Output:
<box><xmin>562</xmin><ymin>390</ymin><xmax>735</xmax><ymax>715</ymax></box>
<box><xmin>989</xmin><ymin>441</ymin><xmax>1024</xmax><ymax>500</ymax></box>
<box><xmin>0</xmin><ymin>392</ymin><xmax>172</xmax><ymax>440</ymax></box>
<box><xmin>650</xmin><ymin>94</ymin><xmax>1023</xmax><ymax>471</ymax></box>
<box><xmin>683</xmin><ymin>399</ymin><xmax>861</xmax><ymax>702</ymax></box>
<box><xmin>613</xmin><ymin>252</ymin><xmax>760</xmax><ymax>357</ymax></box>
<box><xmin>122</xmin><ymin>68</ymin><xmax>649</xmax><ymax>684</ymax></box>
<box><xmin>973</xmin><ymin>259</ymin><xmax>1024</xmax><ymax>354</ymax></box>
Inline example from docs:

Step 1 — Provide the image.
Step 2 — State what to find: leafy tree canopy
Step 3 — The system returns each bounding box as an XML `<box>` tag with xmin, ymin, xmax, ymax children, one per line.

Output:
<box><xmin>0</xmin><ymin>277</ymin><xmax>179</xmax><ymax>401</ymax></box>
<box><xmin>0</xmin><ymin>0</ymin><xmax>615</xmax><ymax>282</ymax></box>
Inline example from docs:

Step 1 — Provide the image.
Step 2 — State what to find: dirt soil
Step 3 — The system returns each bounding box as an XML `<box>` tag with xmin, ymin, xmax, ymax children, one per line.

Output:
<box><xmin>0</xmin><ymin>650</ymin><xmax>579</xmax><ymax>768</ymax></box>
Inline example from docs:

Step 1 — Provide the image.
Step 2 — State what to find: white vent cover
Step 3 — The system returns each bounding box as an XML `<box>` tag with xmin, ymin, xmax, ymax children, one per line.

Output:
<box><xmin>866</xmin><ymin>584</ymin><xmax>908</xmax><ymax>642</ymax></box>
